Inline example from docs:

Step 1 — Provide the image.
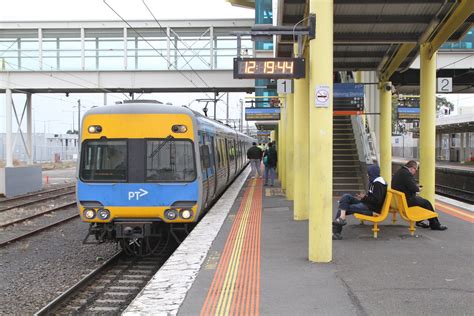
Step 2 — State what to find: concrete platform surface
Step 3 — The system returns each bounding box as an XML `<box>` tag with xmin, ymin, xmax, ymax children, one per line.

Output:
<box><xmin>128</xmin><ymin>169</ymin><xmax>474</xmax><ymax>315</ymax></box>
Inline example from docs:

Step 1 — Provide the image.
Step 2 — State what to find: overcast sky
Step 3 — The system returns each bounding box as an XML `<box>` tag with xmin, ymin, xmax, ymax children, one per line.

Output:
<box><xmin>0</xmin><ymin>0</ymin><xmax>472</xmax><ymax>134</ymax></box>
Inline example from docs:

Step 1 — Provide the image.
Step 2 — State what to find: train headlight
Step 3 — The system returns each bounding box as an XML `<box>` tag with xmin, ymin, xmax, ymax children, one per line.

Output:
<box><xmin>180</xmin><ymin>209</ymin><xmax>193</xmax><ymax>219</ymax></box>
<box><xmin>97</xmin><ymin>209</ymin><xmax>110</xmax><ymax>220</ymax></box>
<box><xmin>88</xmin><ymin>125</ymin><xmax>102</xmax><ymax>133</ymax></box>
<box><xmin>164</xmin><ymin>209</ymin><xmax>178</xmax><ymax>220</ymax></box>
<box><xmin>84</xmin><ymin>208</ymin><xmax>96</xmax><ymax>219</ymax></box>
<box><xmin>171</xmin><ymin>125</ymin><xmax>187</xmax><ymax>133</ymax></box>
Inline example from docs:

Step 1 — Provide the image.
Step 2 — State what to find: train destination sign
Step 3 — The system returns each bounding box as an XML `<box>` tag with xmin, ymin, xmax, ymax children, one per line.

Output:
<box><xmin>398</xmin><ymin>107</ymin><xmax>420</xmax><ymax>120</ymax></box>
<box><xmin>334</xmin><ymin>83</ymin><xmax>365</xmax><ymax>114</ymax></box>
<box><xmin>245</xmin><ymin>107</ymin><xmax>281</xmax><ymax>121</ymax></box>
<box><xmin>234</xmin><ymin>58</ymin><xmax>305</xmax><ymax>79</ymax></box>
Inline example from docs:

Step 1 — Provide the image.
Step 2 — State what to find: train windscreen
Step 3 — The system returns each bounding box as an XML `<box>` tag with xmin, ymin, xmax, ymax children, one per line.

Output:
<box><xmin>145</xmin><ymin>139</ymin><xmax>195</xmax><ymax>182</ymax></box>
<box><xmin>80</xmin><ymin>140</ymin><xmax>127</xmax><ymax>181</ymax></box>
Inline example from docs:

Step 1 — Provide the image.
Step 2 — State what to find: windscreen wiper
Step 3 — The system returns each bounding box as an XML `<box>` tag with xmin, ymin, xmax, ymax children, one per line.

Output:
<box><xmin>150</xmin><ymin>135</ymin><xmax>175</xmax><ymax>158</ymax></box>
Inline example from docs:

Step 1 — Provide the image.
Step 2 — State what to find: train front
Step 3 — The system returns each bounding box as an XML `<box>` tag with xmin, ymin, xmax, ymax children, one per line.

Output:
<box><xmin>77</xmin><ymin>104</ymin><xmax>200</xmax><ymax>254</ymax></box>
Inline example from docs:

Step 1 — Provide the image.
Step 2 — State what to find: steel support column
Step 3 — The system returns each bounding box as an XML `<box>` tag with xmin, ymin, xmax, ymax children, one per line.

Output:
<box><xmin>379</xmin><ymin>83</ymin><xmax>392</xmax><ymax>186</ymax></box>
<box><xmin>280</xmin><ymin>96</ymin><xmax>286</xmax><ymax>189</ymax></box>
<box><xmin>309</xmin><ymin>0</ymin><xmax>333</xmax><ymax>262</ymax></box>
<box><xmin>419</xmin><ymin>43</ymin><xmax>437</xmax><ymax>204</ymax></box>
<box><xmin>285</xmin><ymin>92</ymin><xmax>294</xmax><ymax>200</ymax></box>
<box><xmin>5</xmin><ymin>89</ymin><xmax>13</xmax><ymax>167</ymax></box>
<box><xmin>26</xmin><ymin>93</ymin><xmax>33</xmax><ymax>165</ymax></box>
<box><xmin>293</xmin><ymin>44</ymin><xmax>309</xmax><ymax>220</ymax></box>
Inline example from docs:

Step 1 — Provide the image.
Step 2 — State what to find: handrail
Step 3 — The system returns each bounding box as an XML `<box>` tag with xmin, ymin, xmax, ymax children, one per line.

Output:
<box><xmin>351</xmin><ymin>115</ymin><xmax>373</xmax><ymax>165</ymax></box>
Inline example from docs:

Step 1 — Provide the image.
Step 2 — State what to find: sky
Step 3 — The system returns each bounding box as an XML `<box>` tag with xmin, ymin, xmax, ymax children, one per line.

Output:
<box><xmin>0</xmin><ymin>0</ymin><xmax>472</xmax><ymax>134</ymax></box>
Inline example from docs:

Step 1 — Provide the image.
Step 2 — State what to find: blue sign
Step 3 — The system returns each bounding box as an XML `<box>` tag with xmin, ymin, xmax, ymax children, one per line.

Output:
<box><xmin>397</xmin><ymin>107</ymin><xmax>420</xmax><ymax>119</ymax></box>
<box><xmin>245</xmin><ymin>107</ymin><xmax>280</xmax><ymax>121</ymax></box>
<box><xmin>334</xmin><ymin>83</ymin><xmax>364</xmax><ymax>112</ymax></box>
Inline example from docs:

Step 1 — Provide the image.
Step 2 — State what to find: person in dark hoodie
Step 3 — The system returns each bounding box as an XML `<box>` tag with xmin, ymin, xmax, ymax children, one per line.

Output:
<box><xmin>333</xmin><ymin>164</ymin><xmax>387</xmax><ymax>240</ymax></box>
<box><xmin>391</xmin><ymin>160</ymin><xmax>447</xmax><ymax>231</ymax></box>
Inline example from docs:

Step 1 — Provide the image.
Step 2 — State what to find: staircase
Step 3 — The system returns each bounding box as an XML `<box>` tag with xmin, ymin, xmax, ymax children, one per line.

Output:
<box><xmin>333</xmin><ymin>116</ymin><xmax>365</xmax><ymax>196</ymax></box>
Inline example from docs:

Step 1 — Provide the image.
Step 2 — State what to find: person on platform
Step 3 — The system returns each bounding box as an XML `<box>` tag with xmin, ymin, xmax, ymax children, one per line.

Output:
<box><xmin>391</xmin><ymin>160</ymin><xmax>447</xmax><ymax>230</ymax></box>
<box><xmin>263</xmin><ymin>142</ymin><xmax>277</xmax><ymax>186</ymax></box>
<box><xmin>333</xmin><ymin>164</ymin><xmax>387</xmax><ymax>240</ymax></box>
<box><xmin>247</xmin><ymin>142</ymin><xmax>263</xmax><ymax>178</ymax></box>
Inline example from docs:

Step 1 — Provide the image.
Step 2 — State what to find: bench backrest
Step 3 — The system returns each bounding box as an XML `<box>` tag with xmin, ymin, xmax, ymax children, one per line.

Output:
<box><xmin>389</xmin><ymin>188</ymin><xmax>409</xmax><ymax>213</ymax></box>
<box><xmin>379</xmin><ymin>191</ymin><xmax>393</xmax><ymax>217</ymax></box>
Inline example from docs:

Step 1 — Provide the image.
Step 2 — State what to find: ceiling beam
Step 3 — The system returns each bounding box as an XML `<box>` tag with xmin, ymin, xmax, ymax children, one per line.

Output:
<box><xmin>379</xmin><ymin>43</ymin><xmax>417</xmax><ymax>82</ymax></box>
<box><xmin>334</xmin><ymin>62</ymin><xmax>380</xmax><ymax>70</ymax></box>
<box><xmin>335</xmin><ymin>15</ymin><xmax>432</xmax><ymax>24</ymax></box>
<box><xmin>335</xmin><ymin>33</ymin><xmax>419</xmax><ymax>43</ymax></box>
<box><xmin>335</xmin><ymin>0</ymin><xmax>453</xmax><ymax>4</ymax></box>
<box><xmin>428</xmin><ymin>0</ymin><xmax>474</xmax><ymax>58</ymax></box>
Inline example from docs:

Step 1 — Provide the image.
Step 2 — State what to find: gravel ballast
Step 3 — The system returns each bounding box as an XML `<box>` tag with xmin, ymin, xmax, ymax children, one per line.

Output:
<box><xmin>0</xmin><ymin>219</ymin><xmax>119</xmax><ymax>314</ymax></box>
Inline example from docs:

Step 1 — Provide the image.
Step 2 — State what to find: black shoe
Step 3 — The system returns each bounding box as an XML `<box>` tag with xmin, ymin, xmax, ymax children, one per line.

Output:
<box><xmin>431</xmin><ymin>225</ymin><xmax>447</xmax><ymax>231</ymax></box>
<box><xmin>333</xmin><ymin>217</ymin><xmax>347</xmax><ymax>226</ymax></box>
<box><xmin>332</xmin><ymin>233</ymin><xmax>343</xmax><ymax>240</ymax></box>
<box><xmin>416</xmin><ymin>221</ymin><xmax>430</xmax><ymax>229</ymax></box>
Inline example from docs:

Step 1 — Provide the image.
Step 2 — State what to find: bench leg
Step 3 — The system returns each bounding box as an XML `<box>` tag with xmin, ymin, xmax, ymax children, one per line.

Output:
<box><xmin>372</xmin><ymin>223</ymin><xmax>379</xmax><ymax>239</ymax></box>
<box><xmin>392</xmin><ymin>211</ymin><xmax>397</xmax><ymax>224</ymax></box>
<box><xmin>360</xmin><ymin>220</ymin><xmax>365</xmax><ymax>225</ymax></box>
<box><xmin>409</xmin><ymin>221</ymin><xmax>415</xmax><ymax>236</ymax></box>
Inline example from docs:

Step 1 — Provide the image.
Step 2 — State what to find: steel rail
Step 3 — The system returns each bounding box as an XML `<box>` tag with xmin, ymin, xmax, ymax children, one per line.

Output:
<box><xmin>0</xmin><ymin>188</ymin><xmax>76</xmax><ymax>212</ymax></box>
<box><xmin>34</xmin><ymin>251</ymin><xmax>124</xmax><ymax>316</ymax></box>
<box><xmin>0</xmin><ymin>213</ymin><xmax>80</xmax><ymax>247</ymax></box>
<box><xmin>0</xmin><ymin>202</ymin><xmax>76</xmax><ymax>229</ymax></box>
<box><xmin>0</xmin><ymin>184</ymin><xmax>75</xmax><ymax>203</ymax></box>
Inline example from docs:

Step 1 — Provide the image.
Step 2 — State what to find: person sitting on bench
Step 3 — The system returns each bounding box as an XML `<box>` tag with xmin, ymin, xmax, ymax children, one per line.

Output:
<box><xmin>391</xmin><ymin>160</ymin><xmax>447</xmax><ymax>231</ymax></box>
<box><xmin>333</xmin><ymin>164</ymin><xmax>387</xmax><ymax>240</ymax></box>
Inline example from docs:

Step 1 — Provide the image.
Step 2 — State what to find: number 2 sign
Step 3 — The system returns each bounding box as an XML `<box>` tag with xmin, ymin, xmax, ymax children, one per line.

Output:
<box><xmin>437</xmin><ymin>77</ymin><xmax>452</xmax><ymax>93</ymax></box>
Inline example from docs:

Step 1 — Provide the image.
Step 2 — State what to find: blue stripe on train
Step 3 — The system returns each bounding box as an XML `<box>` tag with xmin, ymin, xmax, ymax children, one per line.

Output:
<box><xmin>77</xmin><ymin>180</ymin><xmax>199</xmax><ymax>206</ymax></box>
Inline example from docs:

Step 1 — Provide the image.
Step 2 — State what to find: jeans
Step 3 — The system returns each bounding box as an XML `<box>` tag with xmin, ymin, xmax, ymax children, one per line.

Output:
<box><xmin>264</xmin><ymin>166</ymin><xmax>275</xmax><ymax>185</ymax></box>
<box><xmin>250</xmin><ymin>159</ymin><xmax>262</xmax><ymax>177</ymax></box>
<box><xmin>336</xmin><ymin>194</ymin><xmax>372</xmax><ymax>218</ymax></box>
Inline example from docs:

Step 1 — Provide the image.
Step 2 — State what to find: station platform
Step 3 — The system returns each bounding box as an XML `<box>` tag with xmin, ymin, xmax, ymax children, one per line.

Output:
<box><xmin>124</xmin><ymin>167</ymin><xmax>473</xmax><ymax>315</ymax></box>
<box><xmin>393</xmin><ymin>156</ymin><xmax>474</xmax><ymax>172</ymax></box>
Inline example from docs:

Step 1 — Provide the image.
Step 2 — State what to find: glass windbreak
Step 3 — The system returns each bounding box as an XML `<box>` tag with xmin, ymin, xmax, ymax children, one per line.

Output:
<box><xmin>146</xmin><ymin>139</ymin><xmax>195</xmax><ymax>182</ymax></box>
<box><xmin>81</xmin><ymin>140</ymin><xmax>127</xmax><ymax>181</ymax></box>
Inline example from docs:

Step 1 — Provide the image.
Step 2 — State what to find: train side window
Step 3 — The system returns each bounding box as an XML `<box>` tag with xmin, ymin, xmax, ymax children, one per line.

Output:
<box><xmin>200</xmin><ymin>145</ymin><xmax>210</xmax><ymax>169</ymax></box>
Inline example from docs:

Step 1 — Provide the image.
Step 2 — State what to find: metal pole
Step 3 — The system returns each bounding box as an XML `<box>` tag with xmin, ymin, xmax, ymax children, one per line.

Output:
<box><xmin>214</xmin><ymin>92</ymin><xmax>217</xmax><ymax>120</ymax></box>
<box><xmin>26</xmin><ymin>93</ymin><xmax>33</xmax><ymax>165</ymax></box>
<box><xmin>6</xmin><ymin>89</ymin><xmax>13</xmax><ymax>167</ymax></box>
<box><xmin>285</xmin><ymin>92</ymin><xmax>294</xmax><ymax>201</ymax></box>
<box><xmin>379</xmin><ymin>84</ymin><xmax>392</xmax><ymax>185</ymax></box>
<box><xmin>77</xmin><ymin>99</ymin><xmax>81</xmax><ymax>134</ymax></box>
<box><xmin>309</xmin><ymin>0</ymin><xmax>333</xmax><ymax>263</ymax></box>
<box><xmin>240</xmin><ymin>99</ymin><xmax>244</xmax><ymax>132</ymax></box>
<box><xmin>419</xmin><ymin>43</ymin><xmax>437</xmax><ymax>205</ymax></box>
<box><xmin>226</xmin><ymin>93</ymin><xmax>229</xmax><ymax>125</ymax></box>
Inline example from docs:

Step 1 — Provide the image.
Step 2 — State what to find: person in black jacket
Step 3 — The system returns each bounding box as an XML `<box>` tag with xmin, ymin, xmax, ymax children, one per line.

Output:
<box><xmin>333</xmin><ymin>164</ymin><xmax>387</xmax><ymax>240</ymax></box>
<box><xmin>391</xmin><ymin>160</ymin><xmax>447</xmax><ymax>230</ymax></box>
<box><xmin>263</xmin><ymin>142</ymin><xmax>277</xmax><ymax>186</ymax></box>
<box><xmin>247</xmin><ymin>142</ymin><xmax>263</xmax><ymax>178</ymax></box>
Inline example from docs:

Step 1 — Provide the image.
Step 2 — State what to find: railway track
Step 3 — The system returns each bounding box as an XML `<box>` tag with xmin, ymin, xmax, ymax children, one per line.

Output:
<box><xmin>435</xmin><ymin>184</ymin><xmax>474</xmax><ymax>204</ymax></box>
<box><xmin>35</xmin><ymin>238</ymin><xmax>178</xmax><ymax>315</ymax></box>
<box><xmin>0</xmin><ymin>185</ymin><xmax>76</xmax><ymax>212</ymax></box>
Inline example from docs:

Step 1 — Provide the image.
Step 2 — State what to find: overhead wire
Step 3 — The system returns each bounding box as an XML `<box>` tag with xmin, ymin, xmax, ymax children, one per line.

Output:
<box><xmin>103</xmin><ymin>0</ymin><xmax>226</xmax><ymax>115</ymax></box>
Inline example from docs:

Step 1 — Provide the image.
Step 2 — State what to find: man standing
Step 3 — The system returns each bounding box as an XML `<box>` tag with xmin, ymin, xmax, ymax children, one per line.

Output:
<box><xmin>247</xmin><ymin>142</ymin><xmax>263</xmax><ymax>178</ymax></box>
<box><xmin>263</xmin><ymin>142</ymin><xmax>277</xmax><ymax>186</ymax></box>
<box><xmin>391</xmin><ymin>160</ymin><xmax>447</xmax><ymax>230</ymax></box>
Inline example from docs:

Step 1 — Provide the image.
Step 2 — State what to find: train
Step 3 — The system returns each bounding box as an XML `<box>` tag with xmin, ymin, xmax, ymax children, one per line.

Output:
<box><xmin>77</xmin><ymin>101</ymin><xmax>254</xmax><ymax>255</ymax></box>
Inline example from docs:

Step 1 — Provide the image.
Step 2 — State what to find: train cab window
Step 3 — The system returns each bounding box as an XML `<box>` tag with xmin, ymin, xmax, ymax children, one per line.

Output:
<box><xmin>80</xmin><ymin>140</ymin><xmax>127</xmax><ymax>181</ymax></box>
<box><xmin>146</xmin><ymin>139</ymin><xmax>196</xmax><ymax>182</ymax></box>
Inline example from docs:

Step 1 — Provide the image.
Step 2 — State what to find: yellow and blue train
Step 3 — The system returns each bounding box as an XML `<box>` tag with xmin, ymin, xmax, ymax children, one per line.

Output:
<box><xmin>77</xmin><ymin>101</ymin><xmax>253</xmax><ymax>254</ymax></box>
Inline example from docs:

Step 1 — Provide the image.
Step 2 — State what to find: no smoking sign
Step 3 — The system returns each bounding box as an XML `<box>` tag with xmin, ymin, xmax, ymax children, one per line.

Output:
<box><xmin>315</xmin><ymin>85</ymin><xmax>330</xmax><ymax>108</ymax></box>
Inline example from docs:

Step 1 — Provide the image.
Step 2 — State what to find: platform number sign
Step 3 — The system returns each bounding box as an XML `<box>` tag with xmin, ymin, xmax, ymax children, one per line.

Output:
<box><xmin>437</xmin><ymin>77</ymin><xmax>452</xmax><ymax>93</ymax></box>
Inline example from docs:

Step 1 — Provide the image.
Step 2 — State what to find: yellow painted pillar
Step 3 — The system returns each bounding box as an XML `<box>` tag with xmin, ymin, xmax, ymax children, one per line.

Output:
<box><xmin>309</xmin><ymin>0</ymin><xmax>333</xmax><ymax>263</ymax></box>
<box><xmin>285</xmin><ymin>92</ymin><xmax>295</xmax><ymax>200</ymax></box>
<box><xmin>355</xmin><ymin>71</ymin><xmax>362</xmax><ymax>83</ymax></box>
<box><xmin>379</xmin><ymin>83</ymin><xmax>392</xmax><ymax>186</ymax></box>
<box><xmin>293</xmin><ymin>44</ymin><xmax>309</xmax><ymax>220</ymax></box>
<box><xmin>277</xmin><ymin>120</ymin><xmax>281</xmax><ymax>180</ymax></box>
<box><xmin>419</xmin><ymin>43</ymin><xmax>437</xmax><ymax>204</ymax></box>
<box><xmin>280</xmin><ymin>101</ymin><xmax>287</xmax><ymax>189</ymax></box>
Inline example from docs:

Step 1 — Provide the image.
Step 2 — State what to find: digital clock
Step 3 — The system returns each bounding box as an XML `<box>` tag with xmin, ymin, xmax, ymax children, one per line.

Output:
<box><xmin>233</xmin><ymin>57</ymin><xmax>305</xmax><ymax>79</ymax></box>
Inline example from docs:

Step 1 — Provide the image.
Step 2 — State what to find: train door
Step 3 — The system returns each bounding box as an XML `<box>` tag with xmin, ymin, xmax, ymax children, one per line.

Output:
<box><xmin>214</xmin><ymin>136</ymin><xmax>223</xmax><ymax>194</ymax></box>
<box><xmin>198</xmin><ymin>131</ymin><xmax>209</xmax><ymax>207</ymax></box>
<box><xmin>206</xmin><ymin>134</ymin><xmax>216</xmax><ymax>201</ymax></box>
